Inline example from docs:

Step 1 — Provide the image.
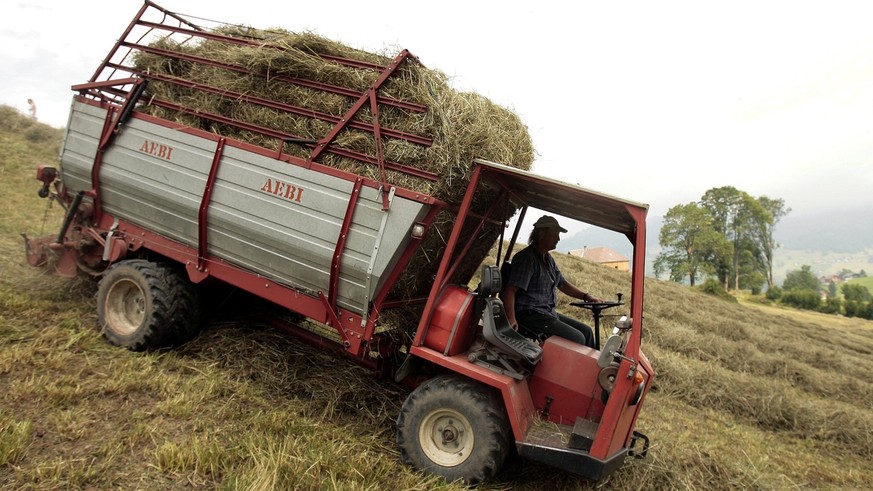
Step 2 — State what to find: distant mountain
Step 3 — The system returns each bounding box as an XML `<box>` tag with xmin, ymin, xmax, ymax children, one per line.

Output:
<box><xmin>559</xmin><ymin>216</ymin><xmax>663</xmax><ymax>259</ymax></box>
<box><xmin>561</xmin><ymin>207</ymin><xmax>872</xmax><ymax>257</ymax></box>
<box><xmin>558</xmin><ymin>207</ymin><xmax>872</xmax><ymax>284</ymax></box>
<box><xmin>775</xmin><ymin>207</ymin><xmax>873</xmax><ymax>252</ymax></box>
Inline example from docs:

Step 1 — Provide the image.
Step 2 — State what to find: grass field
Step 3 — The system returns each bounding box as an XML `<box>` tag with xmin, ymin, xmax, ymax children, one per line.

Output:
<box><xmin>3</xmin><ymin>110</ymin><xmax>873</xmax><ymax>490</ymax></box>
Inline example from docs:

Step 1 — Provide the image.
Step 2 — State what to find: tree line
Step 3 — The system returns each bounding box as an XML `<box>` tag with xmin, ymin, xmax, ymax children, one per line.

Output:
<box><xmin>654</xmin><ymin>187</ymin><xmax>873</xmax><ymax>319</ymax></box>
<box><xmin>768</xmin><ymin>265</ymin><xmax>873</xmax><ymax>319</ymax></box>
<box><xmin>653</xmin><ymin>186</ymin><xmax>789</xmax><ymax>292</ymax></box>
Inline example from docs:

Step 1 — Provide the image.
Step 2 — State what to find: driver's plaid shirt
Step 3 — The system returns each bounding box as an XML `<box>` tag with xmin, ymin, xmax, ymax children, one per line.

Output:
<box><xmin>507</xmin><ymin>246</ymin><xmax>565</xmax><ymax>318</ymax></box>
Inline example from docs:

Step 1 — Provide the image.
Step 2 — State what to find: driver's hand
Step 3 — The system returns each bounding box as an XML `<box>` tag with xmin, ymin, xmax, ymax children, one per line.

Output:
<box><xmin>587</xmin><ymin>295</ymin><xmax>604</xmax><ymax>303</ymax></box>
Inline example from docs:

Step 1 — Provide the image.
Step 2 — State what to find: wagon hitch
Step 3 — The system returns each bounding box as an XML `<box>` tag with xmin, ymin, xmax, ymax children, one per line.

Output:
<box><xmin>628</xmin><ymin>430</ymin><xmax>650</xmax><ymax>458</ymax></box>
<box><xmin>22</xmin><ymin>186</ymin><xmax>89</xmax><ymax>275</ymax></box>
<box><xmin>21</xmin><ymin>166</ymin><xmax>64</xmax><ymax>267</ymax></box>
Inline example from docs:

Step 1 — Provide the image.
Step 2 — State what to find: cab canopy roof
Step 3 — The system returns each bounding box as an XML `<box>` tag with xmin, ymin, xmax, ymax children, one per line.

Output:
<box><xmin>474</xmin><ymin>159</ymin><xmax>649</xmax><ymax>243</ymax></box>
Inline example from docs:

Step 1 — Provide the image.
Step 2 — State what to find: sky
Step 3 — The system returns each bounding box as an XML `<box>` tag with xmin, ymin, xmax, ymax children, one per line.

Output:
<box><xmin>3</xmin><ymin>0</ymin><xmax>873</xmax><ymax>227</ymax></box>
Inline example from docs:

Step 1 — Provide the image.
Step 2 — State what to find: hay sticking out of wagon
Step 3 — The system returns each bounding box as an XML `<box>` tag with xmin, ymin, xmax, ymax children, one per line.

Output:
<box><xmin>134</xmin><ymin>28</ymin><xmax>533</xmax><ymax>198</ymax></box>
<box><xmin>133</xmin><ymin>26</ymin><xmax>533</xmax><ymax>331</ymax></box>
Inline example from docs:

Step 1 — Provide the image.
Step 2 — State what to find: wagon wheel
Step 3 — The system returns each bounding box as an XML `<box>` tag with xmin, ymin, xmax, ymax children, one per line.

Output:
<box><xmin>97</xmin><ymin>259</ymin><xmax>201</xmax><ymax>350</ymax></box>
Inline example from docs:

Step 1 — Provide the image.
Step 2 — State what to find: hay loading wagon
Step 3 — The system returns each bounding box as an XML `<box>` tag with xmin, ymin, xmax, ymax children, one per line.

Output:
<box><xmin>23</xmin><ymin>1</ymin><xmax>652</xmax><ymax>484</ymax></box>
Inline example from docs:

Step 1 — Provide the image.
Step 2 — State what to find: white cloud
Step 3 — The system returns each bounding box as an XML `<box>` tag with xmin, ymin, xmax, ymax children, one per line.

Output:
<box><xmin>3</xmin><ymin>0</ymin><xmax>873</xmax><ymax>218</ymax></box>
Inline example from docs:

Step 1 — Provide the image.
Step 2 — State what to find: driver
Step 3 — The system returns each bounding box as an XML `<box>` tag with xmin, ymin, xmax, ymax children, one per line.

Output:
<box><xmin>503</xmin><ymin>215</ymin><xmax>603</xmax><ymax>348</ymax></box>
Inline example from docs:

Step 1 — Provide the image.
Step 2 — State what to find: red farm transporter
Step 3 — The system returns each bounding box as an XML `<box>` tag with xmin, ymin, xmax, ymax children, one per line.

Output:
<box><xmin>23</xmin><ymin>1</ymin><xmax>652</xmax><ymax>484</ymax></box>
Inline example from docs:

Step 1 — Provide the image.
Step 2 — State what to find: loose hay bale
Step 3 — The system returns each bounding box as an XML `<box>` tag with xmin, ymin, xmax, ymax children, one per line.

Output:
<box><xmin>134</xmin><ymin>27</ymin><xmax>533</xmax><ymax>198</ymax></box>
<box><xmin>133</xmin><ymin>26</ymin><xmax>533</xmax><ymax>332</ymax></box>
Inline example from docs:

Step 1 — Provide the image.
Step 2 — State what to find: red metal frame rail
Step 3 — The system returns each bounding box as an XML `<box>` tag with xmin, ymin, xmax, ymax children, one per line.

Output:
<box><xmin>82</xmin><ymin>0</ymin><xmax>433</xmax><ymax>183</ymax></box>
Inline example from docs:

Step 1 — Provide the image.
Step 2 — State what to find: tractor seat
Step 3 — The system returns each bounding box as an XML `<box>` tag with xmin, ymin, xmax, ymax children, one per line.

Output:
<box><xmin>479</xmin><ymin>265</ymin><xmax>543</xmax><ymax>365</ymax></box>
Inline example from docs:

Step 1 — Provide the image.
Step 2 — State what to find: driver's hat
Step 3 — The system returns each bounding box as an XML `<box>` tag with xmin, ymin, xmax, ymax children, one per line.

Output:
<box><xmin>532</xmin><ymin>215</ymin><xmax>567</xmax><ymax>233</ymax></box>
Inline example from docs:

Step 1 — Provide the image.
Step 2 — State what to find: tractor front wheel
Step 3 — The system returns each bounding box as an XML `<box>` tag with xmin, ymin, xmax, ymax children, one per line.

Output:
<box><xmin>396</xmin><ymin>374</ymin><xmax>511</xmax><ymax>484</ymax></box>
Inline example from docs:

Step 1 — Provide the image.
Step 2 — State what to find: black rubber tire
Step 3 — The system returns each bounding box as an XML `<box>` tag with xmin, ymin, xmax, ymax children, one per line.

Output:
<box><xmin>96</xmin><ymin>259</ymin><xmax>201</xmax><ymax>351</ymax></box>
<box><xmin>396</xmin><ymin>374</ymin><xmax>512</xmax><ymax>484</ymax></box>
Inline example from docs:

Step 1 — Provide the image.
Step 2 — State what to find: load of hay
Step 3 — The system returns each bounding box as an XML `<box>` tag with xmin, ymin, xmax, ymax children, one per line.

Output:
<box><xmin>132</xmin><ymin>25</ymin><xmax>534</xmax><ymax>334</ymax></box>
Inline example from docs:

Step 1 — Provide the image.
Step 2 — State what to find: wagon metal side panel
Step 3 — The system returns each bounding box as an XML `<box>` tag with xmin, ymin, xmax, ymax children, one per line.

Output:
<box><xmin>59</xmin><ymin>100</ymin><xmax>429</xmax><ymax>314</ymax></box>
<box><xmin>59</xmin><ymin>99</ymin><xmax>104</xmax><ymax>195</ymax></box>
<box><xmin>205</xmin><ymin>144</ymin><xmax>429</xmax><ymax>313</ymax></box>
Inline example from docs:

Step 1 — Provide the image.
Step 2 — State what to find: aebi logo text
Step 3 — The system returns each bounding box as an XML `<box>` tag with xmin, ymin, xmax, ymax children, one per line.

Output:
<box><xmin>260</xmin><ymin>177</ymin><xmax>304</xmax><ymax>203</ymax></box>
<box><xmin>138</xmin><ymin>139</ymin><xmax>175</xmax><ymax>161</ymax></box>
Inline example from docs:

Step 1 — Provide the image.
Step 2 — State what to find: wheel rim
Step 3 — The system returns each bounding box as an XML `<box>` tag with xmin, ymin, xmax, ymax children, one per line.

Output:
<box><xmin>105</xmin><ymin>278</ymin><xmax>146</xmax><ymax>335</ymax></box>
<box><xmin>419</xmin><ymin>408</ymin><xmax>474</xmax><ymax>467</ymax></box>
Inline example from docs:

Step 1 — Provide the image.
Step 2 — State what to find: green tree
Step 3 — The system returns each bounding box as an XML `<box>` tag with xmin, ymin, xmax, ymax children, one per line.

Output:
<box><xmin>766</xmin><ymin>284</ymin><xmax>782</xmax><ymax>301</ymax></box>
<box><xmin>736</xmin><ymin>246</ymin><xmax>765</xmax><ymax>293</ymax></box>
<box><xmin>781</xmin><ymin>265</ymin><xmax>821</xmax><ymax>311</ymax></box>
<box><xmin>654</xmin><ymin>202</ymin><xmax>729</xmax><ymax>286</ymax></box>
<box><xmin>841</xmin><ymin>283</ymin><xmax>872</xmax><ymax>302</ymax></box>
<box><xmin>731</xmin><ymin>194</ymin><xmax>767</xmax><ymax>291</ymax></box>
<box><xmin>659</xmin><ymin>186</ymin><xmax>788</xmax><ymax>292</ymax></box>
<box><xmin>781</xmin><ymin>288</ymin><xmax>821</xmax><ymax>310</ymax></box>
<box><xmin>700</xmin><ymin>187</ymin><xmax>744</xmax><ymax>289</ymax></box>
<box><xmin>782</xmin><ymin>265</ymin><xmax>820</xmax><ymax>292</ymax></box>
<box><xmin>699</xmin><ymin>187</ymin><xmax>788</xmax><ymax>292</ymax></box>
<box><xmin>749</xmin><ymin>196</ymin><xmax>789</xmax><ymax>289</ymax></box>
<box><xmin>819</xmin><ymin>296</ymin><xmax>842</xmax><ymax>314</ymax></box>
<box><xmin>844</xmin><ymin>300</ymin><xmax>868</xmax><ymax>318</ymax></box>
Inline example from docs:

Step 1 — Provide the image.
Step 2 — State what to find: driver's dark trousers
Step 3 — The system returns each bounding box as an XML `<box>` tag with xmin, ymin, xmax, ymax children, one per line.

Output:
<box><xmin>516</xmin><ymin>310</ymin><xmax>595</xmax><ymax>348</ymax></box>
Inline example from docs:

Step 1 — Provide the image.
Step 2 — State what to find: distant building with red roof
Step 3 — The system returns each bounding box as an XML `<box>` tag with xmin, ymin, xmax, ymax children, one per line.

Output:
<box><xmin>568</xmin><ymin>247</ymin><xmax>630</xmax><ymax>272</ymax></box>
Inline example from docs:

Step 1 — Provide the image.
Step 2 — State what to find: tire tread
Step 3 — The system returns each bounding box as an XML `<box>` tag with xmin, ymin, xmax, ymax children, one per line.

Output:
<box><xmin>396</xmin><ymin>374</ymin><xmax>511</xmax><ymax>484</ymax></box>
<box><xmin>97</xmin><ymin>259</ymin><xmax>201</xmax><ymax>350</ymax></box>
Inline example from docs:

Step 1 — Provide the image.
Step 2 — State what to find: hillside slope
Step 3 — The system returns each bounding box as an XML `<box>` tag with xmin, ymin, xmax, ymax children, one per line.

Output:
<box><xmin>2</xmin><ymin>107</ymin><xmax>873</xmax><ymax>490</ymax></box>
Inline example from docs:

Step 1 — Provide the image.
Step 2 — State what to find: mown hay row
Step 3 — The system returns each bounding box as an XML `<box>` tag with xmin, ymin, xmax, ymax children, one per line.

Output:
<box><xmin>643</xmin><ymin>308</ymin><xmax>873</xmax><ymax>409</ymax></box>
<box><xmin>648</xmin><ymin>345</ymin><xmax>873</xmax><ymax>457</ymax></box>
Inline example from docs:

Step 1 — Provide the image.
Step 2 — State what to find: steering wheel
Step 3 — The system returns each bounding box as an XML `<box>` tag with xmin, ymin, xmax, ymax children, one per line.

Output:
<box><xmin>570</xmin><ymin>294</ymin><xmax>624</xmax><ymax>349</ymax></box>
